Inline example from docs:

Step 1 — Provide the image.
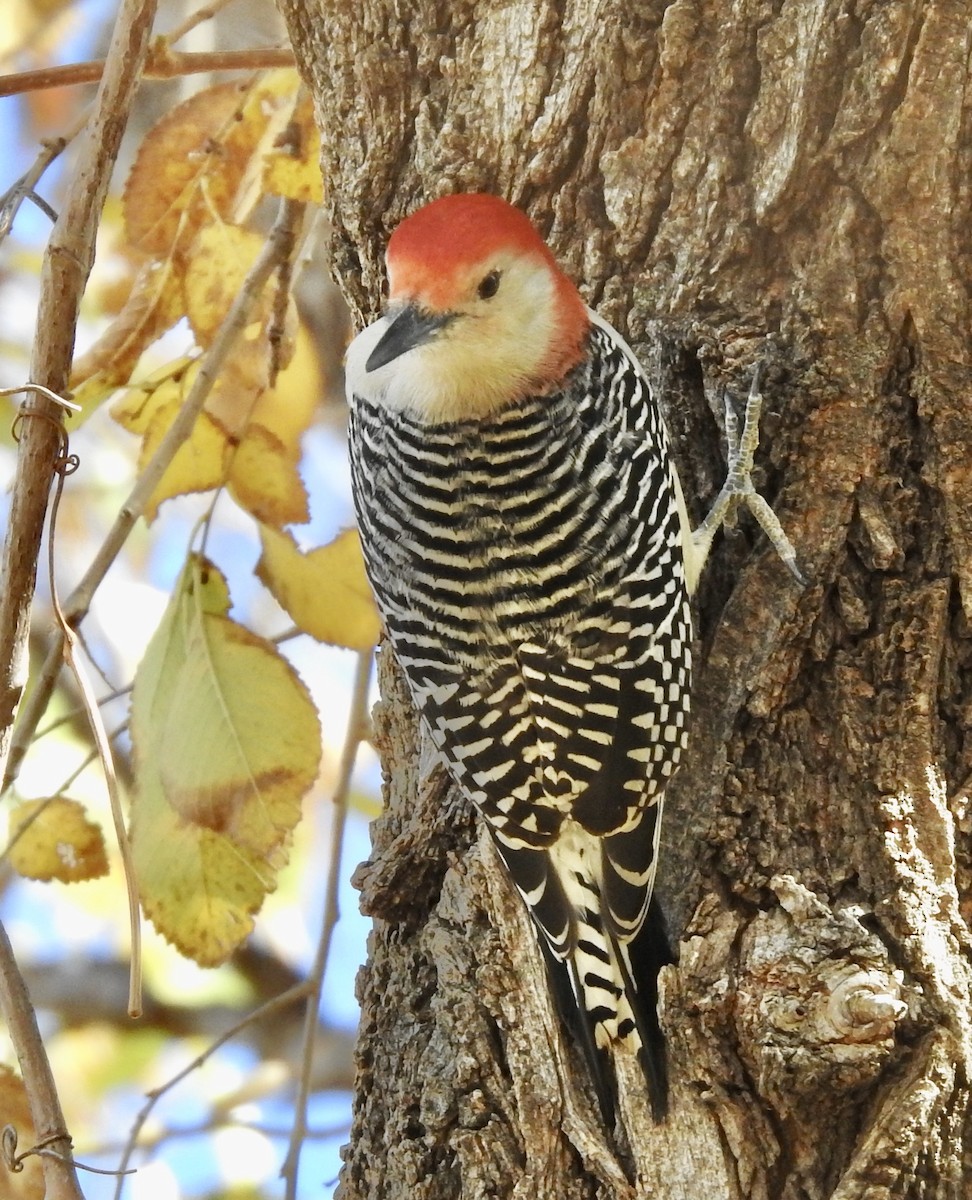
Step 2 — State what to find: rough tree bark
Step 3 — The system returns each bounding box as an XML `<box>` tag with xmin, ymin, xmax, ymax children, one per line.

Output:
<box><xmin>275</xmin><ymin>1</ymin><xmax>972</xmax><ymax>1196</ymax></box>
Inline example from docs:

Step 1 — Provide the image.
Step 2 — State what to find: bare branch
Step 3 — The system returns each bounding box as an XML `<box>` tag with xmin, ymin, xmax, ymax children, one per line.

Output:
<box><xmin>0</xmin><ymin>46</ymin><xmax>296</xmax><ymax>99</ymax></box>
<box><xmin>0</xmin><ymin>0</ymin><xmax>157</xmax><ymax>775</ymax></box>
<box><xmin>0</xmin><ymin>919</ymin><xmax>82</xmax><ymax>1200</ymax></box>
<box><xmin>0</xmin><ymin>117</ymin><xmax>88</xmax><ymax>243</ymax></box>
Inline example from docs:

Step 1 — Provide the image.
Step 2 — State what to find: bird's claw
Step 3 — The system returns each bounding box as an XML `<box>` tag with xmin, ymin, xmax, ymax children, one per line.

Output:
<box><xmin>693</xmin><ymin>363</ymin><xmax>806</xmax><ymax>587</ymax></box>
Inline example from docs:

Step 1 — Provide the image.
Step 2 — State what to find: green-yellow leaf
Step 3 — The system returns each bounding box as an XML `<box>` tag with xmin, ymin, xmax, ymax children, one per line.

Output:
<box><xmin>129</xmin><ymin>554</ymin><xmax>321</xmax><ymax>965</ymax></box>
<box><xmin>131</xmin><ymin>769</ymin><xmax>290</xmax><ymax>966</ymax></box>
<box><xmin>257</xmin><ymin>527</ymin><xmax>380</xmax><ymax>650</ymax></box>
<box><xmin>7</xmin><ymin>798</ymin><xmax>109</xmax><ymax>883</ymax></box>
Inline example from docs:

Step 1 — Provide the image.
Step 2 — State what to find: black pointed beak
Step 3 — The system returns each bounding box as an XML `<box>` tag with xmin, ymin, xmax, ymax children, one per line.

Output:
<box><xmin>366</xmin><ymin>305</ymin><xmax>455</xmax><ymax>372</ymax></box>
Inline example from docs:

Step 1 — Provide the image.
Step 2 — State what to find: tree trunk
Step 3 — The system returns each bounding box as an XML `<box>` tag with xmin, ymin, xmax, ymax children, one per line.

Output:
<box><xmin>274</xmin><ymin>1</ymin><xmax>972</xmax><ymax>1195</ymax></box>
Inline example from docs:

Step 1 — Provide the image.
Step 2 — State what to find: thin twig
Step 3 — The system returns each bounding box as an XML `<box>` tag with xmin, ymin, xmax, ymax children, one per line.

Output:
<box><xmin>113</xmin><ymin>982</ymin><xmax>312</xmax><ymax>1199</ymax></box>
<box><xmin>282</xmin><ymin>648</ymin><xmax>373</xmax><ymax>1198</ymax></box>
<box><xmin>0</xmin><ymin>46</ymin><xmax>296</xmax><ymax>98</ymax></box>
<box><xmin>2</xmin><ymin>196</ymin><xmax>305</xmax><ymax>795</ymax></box>
<box><xmin>163</xmin><ymin>0</ymin><xmax>239</xmax><ymax>46</ymax></box>
<box><xmin>35</xmin><ymin>689</ymin><xmax>130</xmax><ymax>742</ymax></box>
<box><xmin>0</xmin><ymin>112</ymin><xmax>88</xmax><ymax>243</ymax></box>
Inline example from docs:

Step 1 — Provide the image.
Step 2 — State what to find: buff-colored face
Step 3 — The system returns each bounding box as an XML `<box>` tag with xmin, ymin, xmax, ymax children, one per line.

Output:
<box><xmin>345</xmin><ymin>194</ymin><xmax>590</xmax><ymax>423</ymax></box>
<box><xmin>351</xmin><ymin>250</ymin><xmax>566</xmax><ymax>422</ymax></box>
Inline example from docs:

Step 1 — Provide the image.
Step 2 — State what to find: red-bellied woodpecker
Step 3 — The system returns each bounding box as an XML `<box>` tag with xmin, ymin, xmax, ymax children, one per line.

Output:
<box><xmin>346</xmin><ymin>193</ymin><xmax>801</xmax><ymax>1127</ymax></box>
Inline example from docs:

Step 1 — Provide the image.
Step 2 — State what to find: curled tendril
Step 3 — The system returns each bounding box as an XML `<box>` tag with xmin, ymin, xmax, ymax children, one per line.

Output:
<box><xmin>1</xmin><ymin>1123</ymin><xmax>135</xmax><ymax>1177</ymax></box>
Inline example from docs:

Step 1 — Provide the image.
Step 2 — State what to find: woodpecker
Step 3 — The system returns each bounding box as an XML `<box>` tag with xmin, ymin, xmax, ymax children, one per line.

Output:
<box><xmin>346</xmin><ymin>193</ymin><xmax>800</xmax><ymax>1126</ymax></box>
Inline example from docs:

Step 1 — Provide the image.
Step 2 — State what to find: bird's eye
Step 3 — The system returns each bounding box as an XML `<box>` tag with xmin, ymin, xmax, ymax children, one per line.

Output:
<box><xmin>477</xmin><ymin>270</ymin><xmax>501</xmax><ymax>300</ymax></box>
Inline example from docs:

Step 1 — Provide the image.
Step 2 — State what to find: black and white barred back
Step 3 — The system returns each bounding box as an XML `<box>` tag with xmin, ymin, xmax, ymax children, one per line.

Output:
<box><xmin>349</xmin><ymin>321</ymin><xmax>691</xmax><ymax>1115</ymax></box>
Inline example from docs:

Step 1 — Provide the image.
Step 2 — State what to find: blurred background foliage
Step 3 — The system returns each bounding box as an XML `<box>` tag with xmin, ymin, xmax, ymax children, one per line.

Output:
<box><xmin>0</xmin><ymin>2</ymin><xmax>378</xmax><ymax>1195</ymax></box>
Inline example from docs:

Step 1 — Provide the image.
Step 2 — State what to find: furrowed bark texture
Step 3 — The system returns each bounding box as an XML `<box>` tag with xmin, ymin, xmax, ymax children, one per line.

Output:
<box><xmin>276</xmin><ymin>1</ymin><xmax>972</xmax><ymax>1195</ymax></box>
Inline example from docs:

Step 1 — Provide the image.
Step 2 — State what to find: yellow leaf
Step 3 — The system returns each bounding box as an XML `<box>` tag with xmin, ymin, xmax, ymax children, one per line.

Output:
<box><xmin>204</xmin><ymin>339</ymin><xmax>273</xmax><ymax>437</ymax></box>
<box><xmin>7</xmin><ymin>798</ymin><xmax>108</xmax><ymax>884</ymax></box>
<box><xmin>130</xmin><ymin>555</ymin><xmax>321</xmax><ymax>965</ymax></box>
<box><xmin>145</xmin><ymin>414</ymin><xmax>230</xmax><ymax>522</ymax></box>
<box><xmin>111</xmin><ymin>342</ymin><xmax>313</xmax><ymax>523</ymax></box>
<box><xmin>184</xmin><ymin>225</ymin><xmax>266</xmax><ymax>348</ymax></box>
<box><xmin>263</xmin><ymin>151</ymin><xmax>323</xmax><ymax>204</ymax></box>
<box><xmin>123</xmin><ymin>82</ymin><xmax>253</xmax><ymax>256</ymax></box>
<box><xmin>262</xmin><ymin>93</ymin><xmax>322</xmax><ymax>204</ymax></box>
<box><xmin>0</xmin><ymin>1066</ymin><xmax>44</xmax><ymax>1200</ymax></box>
<box><xmin>228</xmin><ymin>425</ymin><xmax>309</xmax><ymax>527</ymax></box>
<box><xmin>112</xmin><ymin>364</ymin><xmax>231</xmax><ymax>520</ymax></box>
<box><xmin>257</xmin><ymin>527</ymin><xmax>380</xmax><ymax>650</ymax></box>
<box><xmin>249</xmin><ymin>321</ymin><xmax>321</xmax><ymax>448</ymax></box>
<box><xmin>109</xmin><ymin>357</ymin><xmax>196</xmax><ymax>434</ymax></box>
<box><xmin>208</xmin><ymin>324</ymin><xmax>313</xmax><ymax>526</ymax></box>
<box><xmin>230</xmin><ymin>70</ymin><xmax>307</xmax><ymax>220</ymax></box>
<box><xmin>123</xmin><ymin>72</ymin><xmax>305</xmax><ymax>260</ymax></box>
<box><xmin>131</xmin><ymin>770</ymin><xmax>290</xmax><ymax>967</ymax></box>
<box><xmin>70</xmin><ymin>258</ymin><xmax>185</xmax><ymax>402</ymax></box>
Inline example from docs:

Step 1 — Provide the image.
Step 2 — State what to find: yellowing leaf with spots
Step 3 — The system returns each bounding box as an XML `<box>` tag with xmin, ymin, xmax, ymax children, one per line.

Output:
<box><xmin>184</xmin><ymin>224</ymin><xmax>266</xmax><ymax>348</ymax></box>
<box><xmin>7</xmin><ymin>798</ymin><xmax>108</xmax><ymax>884</ymax></box>
<box><xmin>123</xmin><ymin>81</ymin><xmax>254</xmax><ymax>256</ymax></box>
<box><xmin>130</xmin><ymin>555</ymin><xmax>321</xmax><ymax>964</ymax></box>
<box><xmin>262</xmin><ymin>94</ymin><xmax>322</xmax><ymax>203</ymax></box>
<box><xmin>257</xmin><ymin>527</ymin><xmax>380</xmax><ymax>650</ymax></box>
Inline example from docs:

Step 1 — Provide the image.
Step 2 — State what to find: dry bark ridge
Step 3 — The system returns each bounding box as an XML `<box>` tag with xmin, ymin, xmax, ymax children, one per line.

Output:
<box><xmin>275</xmin><ymin>0</ymin><xmax>972</xmax><ymax>1195</ymax></box>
